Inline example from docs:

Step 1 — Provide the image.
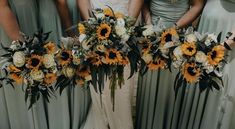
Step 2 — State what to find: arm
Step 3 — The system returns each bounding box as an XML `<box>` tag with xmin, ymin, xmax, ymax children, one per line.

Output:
<box><xmin>77</xmin><ymin>0</ymin><xmax>91</xmax><ymax>20</ymax></box>
<box><xmin>128</xmin><ymin>0</ymin><xmax>144</xmax><ymax>18</ymax></box>
<box><xmin>176</xmin><ymin>0</ymin><xmax>204</xmax><ymax>28</ymax></box>
<box><xmin>142</xmin><ymin>1</ymin><xmax>152</xmax><ymax>24</ymax></box>
<box><xmin>55</xmin><ymin>0</ymin><xmax>74</xmax><ymax>36</ymax></box>
<box><xmin>0</xmin><ymin>0</ymin><xmax>23</xmax><ymax>41</ymax></box>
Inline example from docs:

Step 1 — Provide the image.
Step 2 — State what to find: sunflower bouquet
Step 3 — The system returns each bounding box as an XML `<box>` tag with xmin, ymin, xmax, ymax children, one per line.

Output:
<box><xmin>58</xmin><ymin>7</ymin><xmax>140</xmax><ymax>101</ymax></box>
<box><xmin>0</xmin><ymin>31</ymin><xmax>58</xmax><ymax>108</ymax></box>
<box><xmin>172</xmin><ymin>28</ymin><xmax>230</xmax><ymax>93</ymax></box>
<box><xmin>137</xmin><ymin>22</ymin><xmax>181</xmax><ymax>74</ymax></box>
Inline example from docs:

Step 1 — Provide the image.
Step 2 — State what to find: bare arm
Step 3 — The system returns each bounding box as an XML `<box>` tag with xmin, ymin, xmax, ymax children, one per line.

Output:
<box><xmin>176</xmin><ymin>0</ymin><xmax>204</xmax><ymax>28</ymax></box>
<box><xmin>77</xmin><ymin>0</ymin><xmax>91</xmax><ymax>20</ymax></box>
<box><xmin>128</xmin><ymin>0</ymin><xmax>144</xmax><ymax>18</ymax></box>
<box><xmin>55</xmin><ymin>0</ymin><xmax>75</xmax><ymax>36</ymax></box>
<box><xmin>0</xmin><ymin>0</ymin><xmax>23</xmax><ymax>41</ymax></box>
<box><xmin>142</xmin><ymin>1</ymin><xmax>152</xmax><ymax>24</ymax></box>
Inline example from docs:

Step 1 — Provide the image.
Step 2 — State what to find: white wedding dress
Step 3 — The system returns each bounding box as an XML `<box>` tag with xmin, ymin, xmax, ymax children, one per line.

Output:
<box><xmin>82</xmin><ymin>1</ymin><xmax>137</xmax><ymax>129</ymax></box>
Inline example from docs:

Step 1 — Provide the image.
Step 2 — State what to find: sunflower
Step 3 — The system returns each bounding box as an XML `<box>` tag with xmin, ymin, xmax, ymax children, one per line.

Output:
<box><xmin>104</xmin><ymin>49</ymin><xmax>122</xmax><ymax>65</ymax></box>
<box><xmin>103</xmin><ymin>8</ymin><xmax>114</xmax><ymax>17</ymax></box>
<box><xmin>115</xmin><ymin>12</ymin><xmax>124</xmax><ymax>19</ymax></box>
<box><xmin>97</xmin><ymin>23</ymin><xmax>112</xmax><ymax>40</ymax></box>
<box><xmin>76</xmin><ymin>66</ymin><xmax>91</xmax><ymax>78</ymax></box>
<box><xmin>87</xmin><ymin>52</ymin><xmax>102</xmax><ymax>66</ymax></box>
<box><xmin>44</xmin><ymin>42</ymin><xmax>57</xmax><ymax>54</ymax></box>
<box><xmin>119</xmin><ymin>56</ymin><xmax>129</xmax><ymax>65</ymax></box>
<box><xmin>58</xmin><ymin>50</ymin><xmax>72</xmax><ymax>66</ymax></box>
<box><xmin>182</xmin><ymin>62</ymin><xmax>200</xmax><ymax>83</ymax></box>
<box><xmin>27</xmin><ymin>55</ymin><xmax>42</xmax><ymax>70</ymax></box>
<box><xmin>78</xmin><ymin>23</ymin><xmax>86</xmax><ymax>34</ymax></box>
<box><xmin>10</xmin><ymin>73</ymin><xmax>22</xmax><ymax>84</ymax></box>
<box><xmin>148</xmin><ymin>58</ymin><xmax>166</xmax><ymax>70</ymax></box>
<box><xmin>160</xmin><ymin>28</ymin><xmax>178</xmax><ymax>45</ymax></box>
<box><xmin>207</xmin><ymin>45</ymin><xmax>225</xmax><ymax>66</ymax></box>
<box><xmin>8</xmin><ymin>65</ymin><xmax>21</xmax><ymax>73</ymax></box>
<box><xmin>181</xmin><ymin>42</ymin><xmax>197</xmax><ymax>56</ymax></box>
<box><xmin>43</xmin><ymin>73</ymin><xmax>57</xmax><ymax>85</ymax></box>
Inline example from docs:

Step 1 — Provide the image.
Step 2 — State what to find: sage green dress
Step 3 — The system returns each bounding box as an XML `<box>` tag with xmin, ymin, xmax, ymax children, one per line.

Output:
<box><xmin>196</xmin><ymin>0</ymin><xmax>235</xmax><ymax>129</ymax></box>
<box><xmin>0</xmin><ymin>0</ymin><xmax>48</xmax><ymax>129</ymax></box>
<box><xmin>136</xmin><ymin>0</ymin><xmax>192</xmax><ymax>129</ymax></box>
<box><xmin>0</xmin><ymin>0</ymin><xmax>90</xmax><ymax>129</ymax></box>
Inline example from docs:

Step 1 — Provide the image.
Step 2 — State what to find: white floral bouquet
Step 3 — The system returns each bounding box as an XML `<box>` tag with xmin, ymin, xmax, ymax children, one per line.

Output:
<box><xmin>0</xmin><ymin>31</ymin><xmax>58</xmax><ymax>108</ymax></box>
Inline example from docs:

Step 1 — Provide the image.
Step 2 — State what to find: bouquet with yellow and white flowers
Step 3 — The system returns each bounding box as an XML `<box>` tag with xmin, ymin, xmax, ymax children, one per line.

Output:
<box><xmin>172</xmin><ymin>27</ymin><xmax>231</xmax><ymax>93</ymax></box>
<box><xmin>0</xmin><ymin>31</ymin><xmax>58</xmax><ymax>108</ymax></box>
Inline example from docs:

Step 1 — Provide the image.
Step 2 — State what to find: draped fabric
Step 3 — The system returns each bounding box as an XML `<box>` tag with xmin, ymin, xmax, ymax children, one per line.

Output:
<box><xmin>0</xmin><ymin>0</ymin><xmax>91</xmax><ymax>129</ymax></box>
<box><xmin>135</xmin><ymin>1</ymin><xmax>192</xmax><ymax>129</ymax></box>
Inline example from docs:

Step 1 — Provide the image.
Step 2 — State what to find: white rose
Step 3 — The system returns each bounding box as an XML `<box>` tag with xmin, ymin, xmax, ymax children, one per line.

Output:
<box><xmin>195</xmin><ymin>51</ymin><xmax>207</xmax><ymax>63</ymax></box>
<box><xmin>115</xmin><ymin>26</ymin><xmax>126</xmax><ymax>37</ymax></box>
<box><xmin>205</xmin><ymin>34</ymin><xmax>217</xmax><ymax>46</ymax></box>
<box><xmin>30</xmin><ymin>70</ymin><xmax>44</xmax><ymax>82</ymax></box>
<box><xmin>142</xmin><ymin>53</ymin><xmax>153</xmax><ymax>64</ymax></box>
<box><xmin>203</xmin><ymin>62</ymin><xmax>214</xmax><ymax>73</ymax></box>
<box><xmin>173</xmin><ymin>46</ymin><xmax>183</xmax><ymax>59</ymax></box>
<box><xmin>122</xmin><ymin>34</ymin><xmax>130</xmax><ymax>42</ymax></box>
<box><xmin>95</xmin><ymin>13</ymin><xmax>105</xmax><ymax>19</ymax></box>
<box><xmin>142</xmin><ymin>24</ymin><xmax>154</xmax><ymax>37</ymax></box>
<box><xmin>79</xmin><ymin>34</ymin><xmax>87</xmax><ymax>42</ymax></box>
<box><xmin>116</xmin><ymin>18</ymin><xmax>125</xmax><ymax>27</ymax></box>
<box><xmin>62</xmin><ymin>67</ymin><xmax>75</xmax><ymax>78</ymax></box>
<box><xmin>43</xmin><ymin>54</ymin><xmax>56</xmax><ymax>68</ymax></box>
<box><xmin>13</xmin><ymin>51</ymin><xmax>25</xmax><ymax>67</ymax></box>
<box><xmin>186</xmin><ymin>34</ymin><xmax>197</xmax><ymax>43</ymax></box>
<box><xmin>85</xmin><ymin>75</ymin><xmax>92</xmax><ymax>81</ymax></box>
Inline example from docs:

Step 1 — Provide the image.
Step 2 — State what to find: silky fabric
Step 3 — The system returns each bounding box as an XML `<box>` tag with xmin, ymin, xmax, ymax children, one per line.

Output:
<box><xmin>82</xmin><ymin>0</ymin><xmax>137</xmax><ymax>129</ymax></box>
<box><xmin>196</xmin><ymin>0</ymin><xmax>235</xmax><ymax>129</ymax></box>
<box><xmin>136</xmin><ymin>1</ymin><xmax>193</xmax><ymax>129</ymax></box>
<box><xmin>0</xmin><ymin>0</ymin><xmax>90</xmax><ymax>129</ymax></box>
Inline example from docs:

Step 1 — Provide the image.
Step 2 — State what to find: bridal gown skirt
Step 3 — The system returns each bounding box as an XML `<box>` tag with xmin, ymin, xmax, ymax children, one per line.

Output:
<box><xmin>83</xmin><ymin>66</ymin><xmax>137</xmax><ymax>129</ymax></box>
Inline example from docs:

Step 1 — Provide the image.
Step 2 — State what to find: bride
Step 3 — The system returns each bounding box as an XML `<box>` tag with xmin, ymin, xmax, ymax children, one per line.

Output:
<box><xmin>77</xmin><ymin>0</ymin><xmax>143</xmax><ymax>129</ymax></box>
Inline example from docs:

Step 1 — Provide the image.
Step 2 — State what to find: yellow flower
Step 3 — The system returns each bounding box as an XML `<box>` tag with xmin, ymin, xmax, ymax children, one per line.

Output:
<box><xmin>104</xmin><ymin>49</ymin><xmax>122</xmax><ymax>65</ymax></box>
<box><xmin>119</xmin><ymin>56</ymin><xmax>129</xmax><ymax>65</ymax></box>
<box><xmin>181</xmin><ymin>42</ymin><xmax>197</xmax><ymax>56</ymax></box>
<box><xmin>97</xmin><ymin>23</ymin><xmax>112</xmax><ymax>40</ymax></box>
<box><xmin>76</xmin><ymin>66</ymin><xmax>91</xmax><ymax>78</ymax></box>
<box><xmin>78</xmin><ymin>23</ymin><xmax>86</xmax><ymax>34</ymax></box>
<box><xmin>181</xmin><ymin>63</ymin><xmax>200</xmax><ymax>83</ymax></box>
<box><xmin>87</xmin><ymin>52</ymin><xmax>103</xmax><ymax>66</ymax></box>
<box><xmin>8</xmin><ymin>65</ymin><xmax>21</xmax><ymax>73</ymax></box>
<box><xmin>103</xmin><ymin>8</ymin><xmax>114</xmax><ymax>17</ymax></box>
<box><xmin>207</xmin><ymin>45</ymin><xmax>225</xmax><ymax>66</ymax></box>
<box><xmin>160</xmin><ymin>28</ymin><xmax>178</xmax><ymax>45</ymax></box>
<box><xmin>115</xmin><ymin>12</ymin><xmax>124</xmax><ymax>19</ymax></box>
<box><xmin>148</xmin><ymin>58</ymin><xmax>166</xmax><ymax>70</ymax></box>
<box><xmin>27</xmin><ymin>55</ymin><xmax>42</xmax><ymax>70</ymax></box>
<box><xmin>44</xmin><ymin>73</ymin><xmax>57</xmax><ymax>85</ymax></box>
<box><xmin>10</xmin><ymin>73</ymin><xmax>22</xmax><ymax>84</ymax></box>
<box><xmin>44</xmin><ymin>42</ymin><xmax>57</xmax><ymax>54</ymax></box>
<box><xmin>57</xmin><ymin>50</ymin><xmax>72</xmax><ymax>66</ymax></box>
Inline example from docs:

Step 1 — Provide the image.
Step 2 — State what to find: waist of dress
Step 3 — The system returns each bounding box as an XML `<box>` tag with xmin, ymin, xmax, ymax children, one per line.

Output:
<box><xmin>150</xmin><ymin>1</ymin><xmax>189</xmax><ymax>24</ymax></box>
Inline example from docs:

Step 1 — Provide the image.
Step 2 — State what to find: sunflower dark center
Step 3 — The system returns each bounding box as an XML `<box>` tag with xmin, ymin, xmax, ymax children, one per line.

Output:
<box><xmin>101</xmin><ymin>28</ymin><xmax>108</xmax><ymax>36</ymax></box>
<box><xmin>187</xmin><ymin>47</ymin><xmax>194</xmax><ymax>52</ymax></box>
<box><xmin>61</xmin><ymin>52</ymin><xmax>70</xmax><ymax>60</ymax></box>
<box><xmin>187</xmin><ymin>67</ymin><xmax>197</xmax><ymax>76</ymax></box>
<box><xmin>31</xmin><ymin>58</ymin><xmax>40</xmax><ymax>67</ymax></box>
<box><xmin>109</xmin><ymin>52</ymin><xmax>117</xmax><ymax>59</ymax></box>
<box><xmin>165</xmin><ymin>34</ymin><xmax>172</xmax><ymax>42</ymax></box>
<box><xmin>211</xmin><ymin>51</ymin><xmax>217</xmax><ymax>59</ymax></box>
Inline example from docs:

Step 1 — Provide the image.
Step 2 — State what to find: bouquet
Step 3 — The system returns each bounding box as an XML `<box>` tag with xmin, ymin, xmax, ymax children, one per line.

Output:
<box><xmin>0</xmin><ymin>31</ymin><xmax>58</xmax><ymax>108</ymax></box>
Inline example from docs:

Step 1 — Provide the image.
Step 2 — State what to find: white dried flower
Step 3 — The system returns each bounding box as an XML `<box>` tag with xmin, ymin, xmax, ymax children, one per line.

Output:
<box><xmin>115</xmin><ymin>26</ymin><xmax>126</xmax><ymax>37</ymax></box>
<box><xmin>30</xmin><ymin>70</ymin><xmax>44</xmax><ymax>82</ymax></box>
<box><xmin>82</xmin><ymin>41</ymin><xmax>92</xmax><ymax>50</ymax></box>
<box><xmin>186</xmin><ymin>34</ymin><xmax>197</xmax><ymax>43</ymax></box>
<box><xmin>96</xmin><ymin>13</ymin><xmax>105</xmax><ymax>19</ymax></box>
<box><xmin>142</xmin><ymin>24</ymin><xmax>154</xmax><ymax>37</ymax></box>
<box><xmin>195</xmin><ymin>51</ymin><xmax>207</xmax><ymax>63</ymax></box>
<box><xmin>79</xmin><ymin>34</ymin><xmax>87</xmax><ymax>42</ymax></box>
<box><xmin>116</xmin><ymin>18</ymin><xmax>125</xmax><ymax>27</ymax></box>
<box><xmin>13</xmin><ymin>51</ymin><xmax>25</xmax><ymax>67</ymax></box>
<box><xmin>142</xmin><ymin>53</ymin><xmax>153</xmax><ymax>64</ymax></box>
<box><xmin>43</xmin><ymin>54</ymin><xmax>56</xmax><ymax>68</ymax></box>
<box><xmin>62</xmin><ymin>67</ymin><xmax>75</xmax><ymax>78</ymax></box>
<box><xmin>173</xmin><ymin>46</ymin><xmax>183</xmax><ymax>60</ymax></box>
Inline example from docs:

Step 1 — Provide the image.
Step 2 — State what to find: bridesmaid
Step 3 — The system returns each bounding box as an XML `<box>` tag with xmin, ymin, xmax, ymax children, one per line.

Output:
<box><xmin>192</xmin><ymin>0</ymin><xmax>235</xmax><ymax>129</ymax></box>
<box><xmin>0</xmin><ymin>0</ymin><xmax>48</xmax><ymax>129</ymax></box>
<box><xmin>136</xmin><ymin>0</ymin><xmax>204</xmax><ymax>129</ymax></box>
